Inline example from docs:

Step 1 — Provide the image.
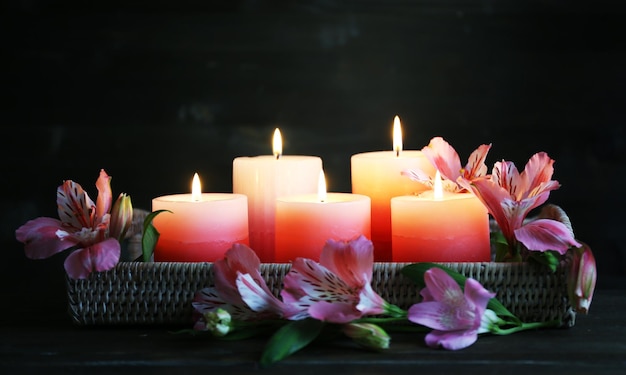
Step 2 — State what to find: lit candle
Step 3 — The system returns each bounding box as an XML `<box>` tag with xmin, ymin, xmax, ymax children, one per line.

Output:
<box><xmin>274</xmin><ymin>170</ymin><xmax>371</xmax><ymax>263</ymax></box>
<box><xmin>351</xmin><ymin>116</ymin><xmax>435</xmax><ymax>261</ymax></box>
<box><xmin>152</xmin><ymin>173</ymin><xmax>249</xmax><ymax>262</ymax></box>
<box><xmin>233</xmin><ymin>128</ymin><xmax>322</xmax><ymax>262</ymax></box>
<box><xmin>390</xmin><ymin>171</ymin><xmax>491</xmax><ymax>262</ymax></box>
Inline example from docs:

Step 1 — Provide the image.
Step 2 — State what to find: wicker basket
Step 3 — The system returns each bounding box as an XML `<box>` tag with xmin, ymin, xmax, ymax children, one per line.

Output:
<box><xmin>66</xmin><ymin>260</ymin><xmax>575</xmax><ymax>327</ymax></box>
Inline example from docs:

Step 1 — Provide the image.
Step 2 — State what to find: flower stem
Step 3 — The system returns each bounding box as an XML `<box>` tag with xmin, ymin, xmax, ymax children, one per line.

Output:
<box><xmin>491</xmin><ymin>319</ymin><xmax>562</xmax><ymax>335</ymax></box>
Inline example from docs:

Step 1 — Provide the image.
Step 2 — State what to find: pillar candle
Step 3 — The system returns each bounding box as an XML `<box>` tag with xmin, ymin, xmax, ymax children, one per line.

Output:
<box><xmin>274</xmin><ymin>171</ymin><xmax>371</xmax><ymax>262</ymax></box>
<box><xmin>351</xmin><ymin>116</ymin><xmax>434</xmax><ymax>261</ymax></box>
<box><xmin>152</xmin><ymin>173</ymin><xmax>249</xmax><ymax>262</ymax></box>
<box><xmin>390</xmin><ymin>172</ymin><xmax>491</xmax><ymax>262</ymax></box>
<box><xmin>233</xmin><ymin>128</ymin><xmax>322</xmax><ymax>262</ymax></box>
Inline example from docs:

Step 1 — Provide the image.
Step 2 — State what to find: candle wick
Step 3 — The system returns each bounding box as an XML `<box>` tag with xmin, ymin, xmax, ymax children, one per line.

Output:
<box><xmin>275</xmin><ymin>153</ymin><xmax>281</xmax><ymax>160</ymax></box>
<box><xmin>395</xmin><ymin>149</ymin><xmax>400</xmax><ymax>157</ymax></box>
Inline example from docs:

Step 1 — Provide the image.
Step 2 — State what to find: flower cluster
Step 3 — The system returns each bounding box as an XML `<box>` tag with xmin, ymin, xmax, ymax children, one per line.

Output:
<box><xmin>15</xmin><ymin>169</ymin><xmax>133</xmax><ymax>279</ymax></box>
<box><xmin>404</xmin><ymin>137</ymin><xmax>591</xmax><ymax>267</ymax></box>
<box><xmin>190</xmin><ymin>236</ymin><xmax>576</xmax><ymax>366</ymax></box>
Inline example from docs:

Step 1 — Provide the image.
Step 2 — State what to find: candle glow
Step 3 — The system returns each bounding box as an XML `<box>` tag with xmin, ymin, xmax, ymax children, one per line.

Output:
<box><xmin>273</xmin><ymin>128</ymin><xmax>282</xmax><ymax>159</ymax></box>
<box><xmin>191</xmin><ymin>173</ymin><xmax>202</xmax><ymax>202</ymax></box>
<box><xmin>393</xmin><ymin>115</ymin><xmax>402</xmax><ymax>157</ymax></box>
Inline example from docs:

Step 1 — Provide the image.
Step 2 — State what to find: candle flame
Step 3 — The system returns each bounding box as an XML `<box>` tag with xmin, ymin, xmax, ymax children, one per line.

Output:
<box><xmin>192</xmin><ymin>173</ymin><xmax>202</xmax><ymax>201</ymax></box>
<box><xmin>393</xmin><ymin>115</ymin><xmax>402</xmax><ymax>157</ymax></box>
<box><xmin>273</xmin><ymin>128</ymin><xmax>282</xmax><ymax>159</ymax></box>
<box><xmin>318</xmin><ymin>170</ymin><xmax>327</xmax><ymax>203</ymax></box>
<box><xmin>433</xmin><ymin>170</ymin><xmax>443</xmax><ymax>200</ymax></box>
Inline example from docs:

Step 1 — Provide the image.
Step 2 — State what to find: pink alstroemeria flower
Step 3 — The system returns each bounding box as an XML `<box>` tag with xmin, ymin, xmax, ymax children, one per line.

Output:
<box><xmin>192</xmin><ymin>243</ymin><xmax>298</xmax><ymax>330</ymax></box>
<box><xmin>281</xmin><ymin>235</ymin><xmax>394</xmax><ymax>324</ymax></box>
<box><xmin>15</xmin><ymin>169</ymin><xmax>128</xmax><ymax>279</ymax></box>
<box><xmin>468</xmin><ymin>152</ymin><xmax>581</xmax><ymax>258</ymax></box>
<box><xmin>567</xmin><ymin>242</ymin><xmax>597</xmax><ymax>314</ymax></box>
<box><xmin>408</xmin><ymin>267</ymin><xmax>496</xmax><ymax>350</ymax></box>
<box><xmin>402</xmin><ymin>136</ymin><xmax>492</xmax><ymax>192</ymax></box>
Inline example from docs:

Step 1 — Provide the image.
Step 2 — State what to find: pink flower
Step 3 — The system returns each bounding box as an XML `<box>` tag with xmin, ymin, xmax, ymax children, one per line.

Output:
<box><xmin>402</xmin><ymin>136</ymin><xmax>491</xmax><ymax>192</ymax></box>
<box><xmin>280</xmin><ymin>235</ymin><xmax>393</xmax><ymax>324</ymax></box>
<box><xmin>15</xmin><ymin>169</ymin><xmax>126</xmax><ymax>279</ymax></box>
<box><xmin>408</xmin><ymin>267</ymin><xmax>496</xmax><ymax>350</ymax></box>
<box><xmin>192</xmin><ymin>243</ymin><xmax>297</xmax><ymax>329</ymax></box>
<box><xmin>567</xmin><ymin>243</ymin><xmax>597</xmax><ymax>314</ymax></box>
<box><xmin>468</xmin><ymin>152</ymin><xmax>581</xmax><ymax>258</ymax></box>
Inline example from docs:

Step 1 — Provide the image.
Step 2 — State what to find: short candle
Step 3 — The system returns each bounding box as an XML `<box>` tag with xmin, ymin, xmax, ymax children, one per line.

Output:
<box><xmin>351</xmin><ymin>116</ymin><xmax>434</xmax><ymax>261</ymax></box>
<box><xmin>152</xmin><ymin>173</ymin><xmax>249</xmax><ymax>262</ymax></box>
<box><xmin>274</xmin><ymin>170</ymin><xmax>371</xmax><ymax>263</ymax></box>
<box><xmin>390</xmin><ymin>171</ymin><xmax>491</xmax><ymax>262</ymax></box>
<box><xmin>233</xmin><ymin>128</ymin><xmax>322</xmax><ymax>262</ymax></box>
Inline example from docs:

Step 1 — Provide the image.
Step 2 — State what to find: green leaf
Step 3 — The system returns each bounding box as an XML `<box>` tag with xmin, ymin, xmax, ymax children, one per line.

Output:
<box><xmin>490</xmin><ymin>231</ymin><xmax>510</xmax><ymax>262</ymax></box>
<box><xmin>141</xmin><ymin>209</ymin><xmax>171</xmax><ymax>262</ymax></box>
<box><xmin>528</xmin><ymin>250</ymin><xmax>560</xmax><ymax>273</ymax></box>
<box><xmin>401</xmin><ymin>263</ymin><xmax>520</xmax><ymax>323</ymax></box>
<box><xmin>260</xmin><ymin>318</ymin><xmax>324</xmax><ymax>367</ymax></box>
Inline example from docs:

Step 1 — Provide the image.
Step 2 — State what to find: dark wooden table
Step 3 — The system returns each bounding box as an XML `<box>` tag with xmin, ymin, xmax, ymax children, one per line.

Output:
<box><xmin>1</xmin><ymin>270</ymin><xmax>624</xmax><ymax>375</ymax></box>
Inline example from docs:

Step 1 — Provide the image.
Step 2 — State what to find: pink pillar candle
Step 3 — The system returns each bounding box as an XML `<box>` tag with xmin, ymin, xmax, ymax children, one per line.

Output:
<box><xmin>391</xmin><ymin>191</ymin><xmax>491</xmax><ymax>262</ymax></box>
<box><xmin>152</xmin><ymin>193</ymin><xmax>249</xmax><ymax>262</ymax></box>
<box><xmin>274</xmin><ymin>193</ymin><xmax>371</xmax><ymax>263</ymax></box>
<box><xmin>233</xmin><ymin>129</ymin><xmax>322</xmax><ymax>262</ymax></box>
<box><xmin>351</xmin><ymin>117</ymin><xmax>434</xmax><ymax>261</ymax></box>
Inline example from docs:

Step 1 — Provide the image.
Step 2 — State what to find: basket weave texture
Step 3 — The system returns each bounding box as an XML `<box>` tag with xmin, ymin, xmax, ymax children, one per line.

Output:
<box><xmin>66</xmin><ymin>260</ymin><xmax>576</xmax><ymax>327</ymax></box>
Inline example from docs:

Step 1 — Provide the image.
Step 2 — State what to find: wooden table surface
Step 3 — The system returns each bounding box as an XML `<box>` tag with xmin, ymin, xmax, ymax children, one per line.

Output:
<box><xmin>1</xmin><ymin>272</ymin><xmax>624</xmax><ymax>375</ymax></box>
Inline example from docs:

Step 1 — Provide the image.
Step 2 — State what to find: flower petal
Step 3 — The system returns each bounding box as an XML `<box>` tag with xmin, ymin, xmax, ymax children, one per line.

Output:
<box><xmin>514</xmin><ymin>219</ymin><xmax>582</xmax><ymax>254</ymax></box>
<box><xmin>15</xmin><ymin>217</ymin><xmax>77</xmax><ymax>259</ymax></box>
<box><xmin>422</xmin><ymin>137</ymin><xmax>463</xmax><ymax>182</ymax></box>
<box><xmin>462</xmin><ymin>143</ymin><xmax>492</xmax><ymax>180</ymax></box>
<box><xmin>319</xmin><ymin>235</ymin><xmax>374</xmax><ymax>286</ymax></box>
<box><xmin>425</xmin><ymin>329</ymin><xmax>479</xmax><ymax>350</ymax></box>
<box><xmin>236</xmin><ymin>272</ymin><xmax>285</xmax><ymax>315</ymax></box>
<box><xmin>57</xmin><ymin>180</ymin><xmax>95</xmax><ymax>230</ymax></box>
<box><xmin>63</xmin><ymin>238</ymin><xmax>120</xmax><ymax>279</ymax></box>
<box><xmin>95</xmin><ymin>169</ymin><xmax>113</xmax><ymax>222</ymax></box>
<box><xmin>422</xmin><ymin>268</ymin><xmax>464</xmax><ymax>304</ymax></box>
<box><xmin>521</xmin><ymin>152</ymin><xmax>555</xmax><ymax>195</ymax></box>
<box><xmin>309</xmin><ymin>300</ymin><xmax>362</xmax><ymax>323</ymax></box>
<box><xmin>213</xmin><ymin>243</ymin><xmax>264</xmax><ymax>306</ymax></box>
<box><xmin>463</xmin><ymin>278</ymin><xmax>496</xmax><ymax>316</ymax></box>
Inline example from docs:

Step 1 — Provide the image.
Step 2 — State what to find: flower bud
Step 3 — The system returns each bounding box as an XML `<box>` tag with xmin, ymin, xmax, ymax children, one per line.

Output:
<box><xmin>109</xmin><ymin>193</ymin><xmax>133</xmax><ymax>241</ymax></box>
<box><xmin>568</xmin><ymin>243</ymin><xmax>597</xmax><ymax>314</ymax></box>
<box><xmin>203</xmin><ymin>308</ymin><xmax>232</xmax><ymax>337</ymax></box>
<box><xmin>342</xmin><ymin>322</ymin><xmax>390</xmax><ymax>351</ymax></box>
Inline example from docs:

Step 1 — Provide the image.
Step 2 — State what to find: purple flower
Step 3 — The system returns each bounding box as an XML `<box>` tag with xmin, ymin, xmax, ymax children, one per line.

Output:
<box><xmin>408</xmin><ymin>267</ymin><xmax>496</xmax><ymax>350</ymax></box>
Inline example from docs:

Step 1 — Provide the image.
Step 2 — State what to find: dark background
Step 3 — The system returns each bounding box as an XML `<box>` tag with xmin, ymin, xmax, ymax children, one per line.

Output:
<box><xmin>1</xmin><ymin>1</ymin><xmax>624</xmax><ymax>318</ymax></box>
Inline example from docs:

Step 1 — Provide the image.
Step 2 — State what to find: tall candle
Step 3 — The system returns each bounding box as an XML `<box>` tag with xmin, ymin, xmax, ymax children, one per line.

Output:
<box><xmin>233</xmin><ymin>128</ymin><xmax>322</xmax><ymax>262</ymax></box>
<box><xmin>351</xmin><ymin>116</ymin><xmax>435</xmax><ymax>261</ymax></box>
<box><xmin>275</xmin><ymin>171</ymin><xmax>371</xmax><ymax>263</ymax></box>
<box><xmin>390</xmin><ymin>171</ymin><xmax>491</xmax><ymax>262</ymax></box>
<box><xmin>152</xmin><ymin>173</ymin><xmax>249</xmax><ymax>262</ymax></box>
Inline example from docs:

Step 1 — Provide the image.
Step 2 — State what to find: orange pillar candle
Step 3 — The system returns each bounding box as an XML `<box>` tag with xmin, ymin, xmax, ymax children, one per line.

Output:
<box><xmin>152</xmin><ymin>173</ymin><xmax>249</xmax><ymax>262</ymax></box>
<box><xmin>233</xmin><ymin>128</ymin><xmax>322</xmax><ymax>262</ymax></box>
<box><xmin>274</xmin><ymin>171</ymin><xmax>371</xmax><ymax>263</ymax></box>
<box><xmin>351</xmin><ymin>116</ymin><xmax>434</xmax><ymax>261</ymax></box>
<box><xmin>390</xmin><ymin>171</ymin><xmax>491</xmax><ymax>262</ymax></box>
